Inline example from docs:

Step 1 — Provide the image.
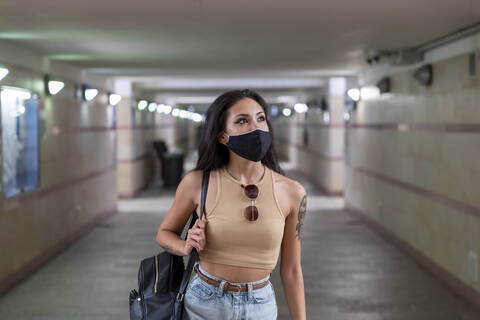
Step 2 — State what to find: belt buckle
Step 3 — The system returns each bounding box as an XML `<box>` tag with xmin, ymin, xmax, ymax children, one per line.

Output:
<box><xmin>228</xmin><ymin>283</ymin><xmax>243</xmax><ymax>293</ymax></box>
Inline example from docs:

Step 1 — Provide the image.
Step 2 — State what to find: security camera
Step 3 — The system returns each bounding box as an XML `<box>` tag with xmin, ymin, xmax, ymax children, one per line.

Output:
<box><xmin>364</xmin><ymin>49</ymin><xmax>395</xmax><ymax>65</ymax></box>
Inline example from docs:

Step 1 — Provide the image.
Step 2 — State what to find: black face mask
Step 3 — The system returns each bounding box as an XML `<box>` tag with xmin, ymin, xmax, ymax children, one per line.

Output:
<box><xmin>225</xmin><ymin>129</ymin><xmax>272</xmax><ymax>162</ymax></box>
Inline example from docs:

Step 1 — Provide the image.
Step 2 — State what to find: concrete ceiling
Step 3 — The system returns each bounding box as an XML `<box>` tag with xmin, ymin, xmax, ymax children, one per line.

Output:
<box><xmin>1</xmin><ymin>0</ymin><xmax>479</xmax><ymax>99</ymax></box>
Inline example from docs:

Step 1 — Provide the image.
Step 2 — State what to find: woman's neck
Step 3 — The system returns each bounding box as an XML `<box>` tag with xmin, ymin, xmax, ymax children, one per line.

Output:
<box><xmin>225</xmin><ymin>157</ymin><xmax>265</xmax><ymax>185</ymax></box>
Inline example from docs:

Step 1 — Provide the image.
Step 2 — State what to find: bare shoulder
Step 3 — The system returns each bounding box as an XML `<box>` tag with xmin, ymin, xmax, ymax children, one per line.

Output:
<box><xmin>181</xmin><ymin>169</ymin><xmax>203</xmax><ymax>187</ymax></box>
<box><xmin>176</xmin><ymin>169</ymin><xmax>205</xmax><ymax>200</ymax></box>
<box><xmin>272</xmin><ymin>170</ymin><xmax>306</xmax><ymax>196</ymax></box>
<box><xmin>181</xmin><ymin>168</ymin><xmax>217</xmax><ymax>189</ymax></box>
<box><xmin>179</xmin><ymin>168</ymin><xmax>218</xmax><ymax>208</ymax></box>
<box><xmin>271</xmin><ymin>170</ymin><xmax>307</xmax><ymax>216</ymax></box>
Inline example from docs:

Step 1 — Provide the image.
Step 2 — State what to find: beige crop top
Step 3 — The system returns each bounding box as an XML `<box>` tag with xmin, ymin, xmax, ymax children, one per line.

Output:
<box><xmin>198</xmin><ymin>164</ymin><xmax>286</xmax><ymax>270</ymax></box>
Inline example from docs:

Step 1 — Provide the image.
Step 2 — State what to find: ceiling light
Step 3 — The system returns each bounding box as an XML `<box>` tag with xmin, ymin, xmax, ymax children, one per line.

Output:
<box><xmin>45</xmin><ymin>75</ymin><xmax>65</xmax><ymax>96</ymax></box>
<box><xmin>85</xmin><ymin>89</ymin><xmax>98</xmax><ymax>101</ymax></box>
<box><xmin>172</xmin><ymin>108</ymin><xmax>180</xmax><ymax>117</ymax></box>
<box><xmin>294</xmin><ymin>103</ymin><xmax>308</xmax><ymax>113</ymax></box>
<box><xmin>192</xmin><ymin>113</ymin><xmax>203</xmax><ymax>122</ymax></box>
<box><xmin>82</xmin><ymin>85</ymin><xmax>98</xmax><ymax>101</ymax></box>
<box><xmin>163</xmin><ymin>105</ymin><xmax>172</xmax><ymax>114</ymax></box>
<box><xmin>137</xmin><ymin>100</ymin><xmax>148</xmax><ymax>110</ymax></box>
<box><xmin>156</xmin><ymin>104</ymin><xmax>165</xmax><ymax>113</ymax></box>
<box><xmin>48</xmin><ymin>81</ymin><xmax>64</xmax><ymax>95</ymax></box>
<box><xmin>0</xmin><ymin>65</ymin><xmax>9</xmax><ymax>81</ymax></box>
<box><xmin>108</xmin><ymin>93</ymin><xmax>122</xmax><ymax>106</ymax></box>
<box><xmin>1</xmin><ymin>86</ymin><xmax>31</xmax><ymax>100</ymax></box>
<box><xmin>179</xmin><ymin>110</ymin><xmax>188</xmax><ymax>119</ymax></box>
<box><xmin>282</xmin><ymin>108</ymin><xmax>292</xmax><ymax>117</ymax></box>
<box><xmin>347</xmin><ymin>88</ymin><xmax>360</xmax><ymax>101</ymax></box>
<box><xmin>148</xmin><ymin>102</ymin><xmax>157</xmax><ymax>112</ymax></box>
<box><xmin>360</xmin><ymin>86</ymin><xmax>380</xmax><ymax>100</ymax></box>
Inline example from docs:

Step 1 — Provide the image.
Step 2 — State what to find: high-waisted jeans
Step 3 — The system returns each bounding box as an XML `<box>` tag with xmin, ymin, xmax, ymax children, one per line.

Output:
<box><xmin>182</xmin><ymin>262</ymin><xmax>278</xmax><ymax>320</ymax></box>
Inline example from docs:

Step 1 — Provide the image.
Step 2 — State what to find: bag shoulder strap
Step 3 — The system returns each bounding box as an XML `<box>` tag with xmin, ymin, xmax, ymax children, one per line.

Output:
<box><xmin>177</xmin><ymin>169</ymin><xmax>210</xmax><ymax>300</ymax></box>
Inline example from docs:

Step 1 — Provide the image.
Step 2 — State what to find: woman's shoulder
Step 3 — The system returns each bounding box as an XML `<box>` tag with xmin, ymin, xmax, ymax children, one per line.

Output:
<box><xmin>180</xmin><ymin>167</ymin><xmax>220</xmax><ymax>189</ymax></box>
<box><xmin>271</xmin><ymin>169</ymin><xmax>307</xmax><ymax>203</ymax></box>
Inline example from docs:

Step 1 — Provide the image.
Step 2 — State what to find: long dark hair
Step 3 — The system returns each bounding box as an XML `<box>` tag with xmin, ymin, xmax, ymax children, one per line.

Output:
<box><xmin>193</xmin><ymin>89</ymin><xmax>284</xmax><ymax>175</ymax></box>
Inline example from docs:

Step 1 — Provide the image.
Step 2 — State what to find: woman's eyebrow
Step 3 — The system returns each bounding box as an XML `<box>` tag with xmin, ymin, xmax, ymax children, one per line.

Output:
<box><xmin>235</xmin><ymin>111</ymin><xmax>265</xmax><ymax>117</ymax></box>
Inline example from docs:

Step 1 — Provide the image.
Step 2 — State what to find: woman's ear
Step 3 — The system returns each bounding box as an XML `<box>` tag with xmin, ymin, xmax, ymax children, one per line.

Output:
<box><xmin>217</xmin><ymin>131</ymin><xmax>229</xmax><ymax>145</ymax></box>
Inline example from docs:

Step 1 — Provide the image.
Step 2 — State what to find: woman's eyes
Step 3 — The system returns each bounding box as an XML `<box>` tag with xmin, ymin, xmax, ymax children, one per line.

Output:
<box><xmin>236</xmin><ymin>116</ymin><xmax>265</xmax><ymax>124</ymax></box>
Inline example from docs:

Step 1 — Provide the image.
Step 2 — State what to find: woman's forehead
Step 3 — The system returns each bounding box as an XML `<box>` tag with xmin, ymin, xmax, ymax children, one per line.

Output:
<box><xmin>228</xmin><ymin>98</ymin><xmax>264</xmax><ymax>116</ymax></box>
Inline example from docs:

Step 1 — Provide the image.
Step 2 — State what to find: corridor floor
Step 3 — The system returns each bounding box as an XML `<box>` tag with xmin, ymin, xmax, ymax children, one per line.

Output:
<box><xmin>0</xmin><ymin>165</ymin><xmax>479</xmax><ymax>319</ymax></box>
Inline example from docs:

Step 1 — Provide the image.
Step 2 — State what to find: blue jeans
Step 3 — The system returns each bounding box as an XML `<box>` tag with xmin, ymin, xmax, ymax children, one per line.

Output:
<box><xmin>182</xmin><ymin>262</ymin><xmax>278</xmax><ymax>320</ymax></box>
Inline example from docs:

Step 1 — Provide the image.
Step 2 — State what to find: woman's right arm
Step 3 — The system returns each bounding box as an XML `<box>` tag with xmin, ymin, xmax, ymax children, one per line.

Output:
<box><xmin>155</xmin><ymin>170</ymin><xmax>202</xmax><ymax>256</ymax></box>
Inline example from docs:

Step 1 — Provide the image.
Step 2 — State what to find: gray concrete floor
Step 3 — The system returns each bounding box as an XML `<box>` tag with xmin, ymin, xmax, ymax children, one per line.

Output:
<box><xmin>1</xmin><ymin>159</ymin><xmax>480</xmax><ymax>319</ymax></box>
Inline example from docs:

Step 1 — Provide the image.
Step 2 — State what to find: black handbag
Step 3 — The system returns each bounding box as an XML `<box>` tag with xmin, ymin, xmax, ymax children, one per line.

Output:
<box><xmin>129</xmin><ymin>170</ymin><xmax>211</xmax><ymax>320</ymax></box>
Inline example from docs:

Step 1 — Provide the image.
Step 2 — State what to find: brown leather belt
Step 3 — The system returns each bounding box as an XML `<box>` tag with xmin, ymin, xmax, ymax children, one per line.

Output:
<box><xmin>194</xmin><ymin>264</ymin><xmax>269</xmax><ymax>293</ymax></box>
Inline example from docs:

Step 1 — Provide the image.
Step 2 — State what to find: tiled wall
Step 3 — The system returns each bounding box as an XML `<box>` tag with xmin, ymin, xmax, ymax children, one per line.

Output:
<box><xmin>272</xmin><ymin>86</ymin><xmax>345</xmax><ymax>195</ymax></box>
<box><xmin>0</xmin><ymin>63</ymin><xmax>117</xmax><ymax>294</ymax></box>
<box><xmin>0</xmin><ymin>63</ymin><xmax>199</xmax><ymax>294</ymax></box>
<box><xmin>345</xmin><ymin>52</ymin><xmax>480</xmax><ymax>296</ymax></box>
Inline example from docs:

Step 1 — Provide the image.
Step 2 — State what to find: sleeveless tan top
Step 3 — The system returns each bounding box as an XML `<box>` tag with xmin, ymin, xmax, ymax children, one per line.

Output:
<box><xmin>198</xmin><ymin>165</ymin><xmax>286</xmax><ymax>270</ymax></box>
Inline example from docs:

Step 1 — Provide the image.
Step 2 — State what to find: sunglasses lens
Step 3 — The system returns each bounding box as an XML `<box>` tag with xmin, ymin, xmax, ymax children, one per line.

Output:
<box><xmin>244</xmin><ymin>206</ymin><xmax>259</xmax><ymax>221</ymax></box>
<box><xmin>244</xmin><ymin>184</ymin><xmax>259</xmax><ymax>199</ymax></box>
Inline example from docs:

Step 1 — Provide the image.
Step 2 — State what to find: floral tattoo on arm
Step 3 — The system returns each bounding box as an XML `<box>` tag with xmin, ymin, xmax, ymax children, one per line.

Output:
<box><xmin>295</xmin><ymin>194</ymin><xmax>307</xmax><ymax>241</ymax></box>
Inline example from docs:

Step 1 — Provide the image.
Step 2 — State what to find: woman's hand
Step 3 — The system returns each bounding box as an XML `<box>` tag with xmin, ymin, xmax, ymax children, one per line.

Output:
<box><xmin>184</xmin><ymin>219</ymin><xmax>207</xmax><ymax>255</ymax></box>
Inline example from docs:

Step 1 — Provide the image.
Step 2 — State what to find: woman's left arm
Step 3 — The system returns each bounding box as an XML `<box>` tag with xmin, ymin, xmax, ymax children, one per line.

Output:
<box><xmin>279</xmin><ymin>181</ymin><xmax>307</xmax><ymax>320</ymax></box>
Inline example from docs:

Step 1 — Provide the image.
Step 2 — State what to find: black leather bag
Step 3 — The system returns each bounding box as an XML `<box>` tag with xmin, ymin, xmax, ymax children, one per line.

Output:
<box><xmin>129</xmin><ymin>170</ymin><xmax>211</xmax><ymax>320</ymax></box>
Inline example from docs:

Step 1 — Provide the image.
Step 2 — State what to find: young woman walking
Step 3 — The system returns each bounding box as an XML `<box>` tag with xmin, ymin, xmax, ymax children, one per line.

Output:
<box><xmin>156</xmin><ymin>89</ymin><xmax>307</xmax><ymax>319</ymax></box>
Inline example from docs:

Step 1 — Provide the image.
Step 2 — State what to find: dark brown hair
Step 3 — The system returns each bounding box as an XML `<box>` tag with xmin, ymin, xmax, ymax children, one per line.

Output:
<box><xmin>193</xmin><ymin>89</ymin><xmax>284</xmax><ymax>175</ymax></box>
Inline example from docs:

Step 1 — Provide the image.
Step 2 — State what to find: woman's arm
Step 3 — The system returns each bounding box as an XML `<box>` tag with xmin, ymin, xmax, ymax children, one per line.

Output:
<box><xmin>155</xmin><ymin>170</ymin><xmax>205</xmax><ymax>256</ymax></box>
<box><xmin>280</xmin><ymin>181</ymin><xmax>307</xmax><ymax>320</ymax></box>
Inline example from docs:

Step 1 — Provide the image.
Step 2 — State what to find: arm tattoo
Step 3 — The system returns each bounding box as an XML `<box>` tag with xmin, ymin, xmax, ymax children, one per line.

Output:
<box><xmin>295</xmin><ymin>195</ymin><xmax>307</xmax><ymax>241</ymax></box>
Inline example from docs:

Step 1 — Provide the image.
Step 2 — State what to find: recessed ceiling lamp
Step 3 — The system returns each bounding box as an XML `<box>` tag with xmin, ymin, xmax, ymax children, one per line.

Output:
<box><xmin>282</xmin><ymin>108</ymin><xmax>292</xmax><ymax>117</ymax></box>
<box><xmin>191</xmin><ymin>113</ymin><xmax>203</xmax><ymax>122</ymax></box>
<box><xmin>137</xmin><ymin>100</ymin><xmax>148</xmax><ymax>110</ymax></box>
<box><xmin>148</xmin><ymin>102</ymin><xmax>157</xmax><ymax>112</ymax></box>
<box><xmin>179</xmin><ymin>110</ymin><xmax>188</xmax><ymax>119</ymax></box>
<box><xmin>163</xmin><ymin>104</ymin><xmax>172</xmax><ymax>114</ymax></box>
<box><xmin>293</xmin><ymin>103</ymin><xmax>308</xmax><ymax>113</ymax></box>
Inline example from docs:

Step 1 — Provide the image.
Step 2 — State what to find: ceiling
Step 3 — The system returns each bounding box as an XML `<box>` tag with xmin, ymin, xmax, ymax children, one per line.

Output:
<box><xmin>1</xmin><ymin>0</ymin><xmax>479</xmax><ymax>101</ymax></box>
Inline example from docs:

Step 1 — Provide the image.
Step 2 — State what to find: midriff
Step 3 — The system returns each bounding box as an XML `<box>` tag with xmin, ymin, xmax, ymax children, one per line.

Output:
<box><xmin>199</xmin><ymin>260</ymin><xmax>272</xmax><ymax>283</ymax></box>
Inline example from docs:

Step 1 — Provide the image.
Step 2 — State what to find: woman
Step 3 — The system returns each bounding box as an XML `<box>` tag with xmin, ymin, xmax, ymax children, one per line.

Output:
<box><xmin>156</xmin><ymin>89</ymin><xmax>307</xmax><ymax>320</ymax></box>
